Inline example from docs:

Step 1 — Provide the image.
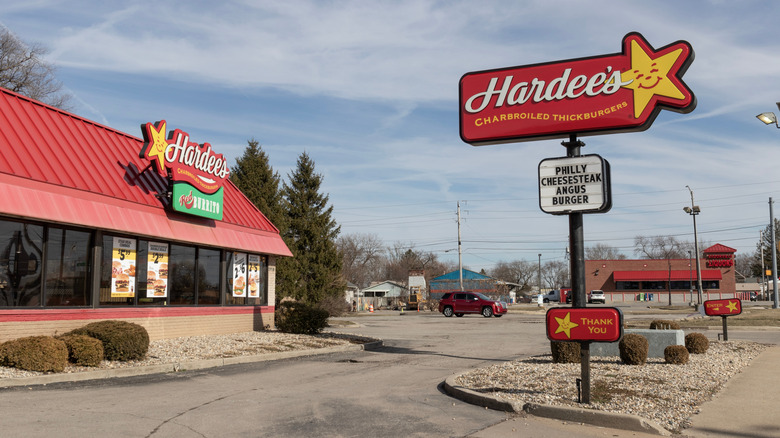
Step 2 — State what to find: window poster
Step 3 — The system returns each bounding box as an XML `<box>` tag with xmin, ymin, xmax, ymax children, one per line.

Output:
<box><xmin>146</xmin><ymin>242</ymin><xmax>169</xmax><ymax>298</ymax></box>
<box><xmin>232</xmin><ymin>252</ymin><xmax>247</xmax><ymax>297</ymax></box>
<box><xmin>248</xmin><ymin>254</ymin><xmax>260</xmax><ymax>298</ymax></box>
<box><xmin>111</xmin><ymin>237</ymin><xmax>136</xmax><ymax>297</ymax></box>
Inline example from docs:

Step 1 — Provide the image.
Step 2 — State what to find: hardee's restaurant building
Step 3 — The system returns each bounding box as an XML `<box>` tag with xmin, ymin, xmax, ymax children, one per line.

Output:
<box><xmin>0</xmin><ymin>88</ymin><xmax>292</xmax><ymax>343</ymax></box>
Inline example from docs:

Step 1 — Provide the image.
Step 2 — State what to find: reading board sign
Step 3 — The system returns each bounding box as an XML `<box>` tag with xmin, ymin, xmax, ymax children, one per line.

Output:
<box><xmin>539</xmin><ymin>154</ymin><xmax>611</xmax><ymax>214</ymax></box>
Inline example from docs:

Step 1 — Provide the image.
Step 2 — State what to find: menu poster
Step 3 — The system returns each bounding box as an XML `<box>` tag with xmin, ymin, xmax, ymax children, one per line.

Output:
<box><xmin>232</xmin><ymin>252</ymin><xmax>247</xmax><ymax>297</ymax></box>
<box><xmin>146</xmin><ymin>242</ymin><xmax>169</xmax><ymax>298</ymax></box>
<box><xmin>111</xmin><ymin>237</ymin><xmax>136</xmax><ymax>297</ymax></box>
<box><xmin>248</xmin><ymin>254</ymin><xmax>260</xmax><ymax>298</ymax></box>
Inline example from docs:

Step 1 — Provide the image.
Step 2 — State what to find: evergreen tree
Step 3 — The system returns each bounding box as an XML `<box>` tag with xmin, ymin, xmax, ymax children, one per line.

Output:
<box><xmin>277</xmin><ymin>152</ymin><xmax>344</xmax><ymax>303</ymax></box>
<box><xmin>230</xmin><ymin>139</ymin><xmax>287</xmax><ymax>232</ymax></box>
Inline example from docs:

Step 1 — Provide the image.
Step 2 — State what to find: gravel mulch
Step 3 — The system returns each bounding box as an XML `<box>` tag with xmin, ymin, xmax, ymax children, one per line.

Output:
<box><xmin>0</xmin><ymin>331</ymin><xmax>359</xmax><ymax>380</ymax></box>
<box><xmin>455</xmin><ymin>340</ymin><xmax>767</xmax><ymax>433</ymax></box>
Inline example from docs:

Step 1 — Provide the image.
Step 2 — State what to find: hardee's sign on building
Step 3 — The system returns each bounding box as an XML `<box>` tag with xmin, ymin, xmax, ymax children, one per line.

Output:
<box><xmin>459</xmin><ymin>32</ymin><xmax>695</xmax><ymax>145</ymax></box>
<box><xmin>140</xmin><ymin>120</ymin><xmax>230</xmax><ymax>220</ymax></box>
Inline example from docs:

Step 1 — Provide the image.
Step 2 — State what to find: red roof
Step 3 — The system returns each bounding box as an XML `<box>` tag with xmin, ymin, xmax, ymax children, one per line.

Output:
<box><xmin>703</xmin><ymin>244</ymin><xmax>736</xmax><ymax>254</ymax></box>
<box><xmin>613</xmin><ymin>270</ymin><xmax>722</xmax><ymax>281</ymax></box>
<box><xmin>0</xmin><ymin>88</ymin><xmax>291</xmax><ymax>256</ymax></box>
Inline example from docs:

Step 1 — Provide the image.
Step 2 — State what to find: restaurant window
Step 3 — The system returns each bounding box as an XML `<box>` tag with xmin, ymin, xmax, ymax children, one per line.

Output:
<box><xmin>225</xmin><ymin>252</ymin><xmax>266</xmax><ymax>305</ymax></box>
<box><xmin>702</xmin><ymin>281</ymin><xmax>720</xmax><ymax>290</ymax></box>
<box><xmin>616</xmin><ymin>281</ymin><xmax>639</xmax><ymax>290</ymax></box>
<box><xmin>643</xmin><ymin>281</ymin><xmax>666</xmax><ymax>290</ymax></box>
<box><xmin>197</xmin><ymin>248</ymin><xmax>221</xmax><ymax>304</ymax></box>
<box><xmin>169</xmin><ymin>244</ymin><xmax>196</xmax><ymax>305</ymax></box>
<box><xmin>0</xmin><ymin>219</ymin><xmax>43</xmax><ymax>307</ymax></box>
<box><xmin>670</xmin><ymin>281</ymin><xmax>691</xmax><ymax>290</ymax></box>
<box><xmin>44</xmin><ymin>227</ymin><xmax>91</xmax><ymax>306</ymax></box>
<box><xmin>100</xmin><ymin>235</ymin><xmax>140</xmax><ymax>306</ymax></box>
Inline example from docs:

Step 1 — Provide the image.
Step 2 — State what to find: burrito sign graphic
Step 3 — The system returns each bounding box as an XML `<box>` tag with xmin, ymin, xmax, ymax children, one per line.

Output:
<box><xmin>140</xmin><ymin>120</ymin><xmax>230</xmax><ymax>220</ymax></box>
<box><xmin>459</xmin><ymin>32</ymin><xmax>696</xmax><ymax>145</ymax></box>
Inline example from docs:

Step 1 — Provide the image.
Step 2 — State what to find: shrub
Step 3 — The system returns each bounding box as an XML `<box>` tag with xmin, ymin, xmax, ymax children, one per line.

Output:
<box><xmin>317</xmin><ymin>294</ymin><xmax>350</xmax><ymax>317</ymax></box>
<box><xmin>550</xmin><ymin>341</ymin><xmax>580</xmax><ymax>363</ymax></box>
<box><xmin>649</xmin><ymin>320</ymin><xmax>681</xmax><ymax>330</ymax></box>
<box><xmin>619</xmin><ymin>333</ymin><xmax>648</xmax><ymax>365</ymax></box>
<box><xmin>664</xmin><ymin>345</ymin><xmax>689</xmax><ymax>365</ymax></box>
<box><xmin>0</xmin><ymin>336</ymin><xmax>68</xmax><ymax>372</ymax></box>
<box><xmin>275</xmin><ymin>301</ymin><xmax>329</xmax><ymax>335</ymax></box>
<box><xmin>68</xmin><ymin>320</ymin><xmax>149</xmax><ymax>361</ymax></box>
<box><xmin>685</xmin><ymin>332</ymin><xmax>710</xmax><ymax>354</ymax></box>
<box><xmin>57</xmin><ymin>334</ymin><xmax>104</xmax><ymax>367</ymax></box>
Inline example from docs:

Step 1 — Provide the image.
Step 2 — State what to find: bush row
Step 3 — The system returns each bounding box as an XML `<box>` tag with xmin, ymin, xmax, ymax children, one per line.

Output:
<box><xmin>0</xmin><ymin>320</ymin><xmax>149</xmax><ymax>373</ymax></box>
<box><xmin>550</xmin><ymin>331</ymin><xmax>711</xmax><ymax>366</ymax></box>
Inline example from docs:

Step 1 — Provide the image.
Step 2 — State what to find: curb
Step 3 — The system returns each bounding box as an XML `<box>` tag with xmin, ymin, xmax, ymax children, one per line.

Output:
<box><xmin>443</xmin><ymin>373</ymin><xmax>670</xmax><ymax>436</ymax></box>
<box><xmin>0</xmin><ymin>339</ymin><xmax>383</xmax><ymax>389</ymax></box>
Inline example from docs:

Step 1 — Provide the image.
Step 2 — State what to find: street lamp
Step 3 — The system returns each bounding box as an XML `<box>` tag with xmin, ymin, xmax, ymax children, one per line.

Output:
<box><xmin>538</xmin><ymin>253</ymin><xmax>542</xmax><ymax>294</ymax></box>
<box><xmin>683</xmin><ymin>185</ymin><xmax>704</xmax><ymax>305</ymax></box>
<box><xmin>756</xmin><ymin>102</ymin><xmax>780</xmax><ymax>128</ymax></box>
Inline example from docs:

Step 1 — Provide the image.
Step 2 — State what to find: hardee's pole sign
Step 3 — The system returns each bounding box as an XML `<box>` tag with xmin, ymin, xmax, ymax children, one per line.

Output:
<box><xmin>546</xmin><ymin>307</ymin><xmax>623</xmax><ymax>343</ymax></box>
<box><xmin>140</xmin><ymin>120</ymin><xmax>230</xmax><ymax>220</ymax></box>
<box><xmin>459</xmin><ymin>32</ymin><xmax>695</xmax><ymax>145</ymax></box>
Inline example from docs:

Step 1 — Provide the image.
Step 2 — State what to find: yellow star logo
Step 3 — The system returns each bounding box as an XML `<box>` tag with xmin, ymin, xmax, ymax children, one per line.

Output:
<box><xmin>143</xmin><ymin>120</ymin><xmax>169</xmax><ymax>174</ymax></box>
<box><xmin>554</xmin><ymin>312</ymin><xmax>579</xmax><ymax>339</ymax></box>
<box><xmin>621</xmin><ymin>39</ymin><xmax>686</xmax><ymax>118</ymax></box>
<box><xmin>726</xmin><ymin>301</ymin><xmax>739</xmax><ymax>313</ymax></box>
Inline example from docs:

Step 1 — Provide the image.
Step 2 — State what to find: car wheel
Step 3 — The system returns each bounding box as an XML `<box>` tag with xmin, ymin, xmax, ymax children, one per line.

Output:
<box><xmin>543</xmin><ymin>299</ymin><xmax>549</xmax><ymax>303</ymax></box>
<box><xmin>443</xmin><ymin>306</ymin><xmax>454</xmax><ymax>317</ymax></box>
<box><xmin>455</xmin><ymin>313</ymin><xmax>464</xmax><ymax>317</ymax></box>
<box><xmin>482</xmin><ymin>307</ymin><xmax>493</xmax><ymax>318</ymax></box>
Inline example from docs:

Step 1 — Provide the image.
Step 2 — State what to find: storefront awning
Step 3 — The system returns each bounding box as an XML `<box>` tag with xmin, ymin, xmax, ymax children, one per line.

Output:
<box><xmin>0</xmin><ymin>173</ymin><xmax>292</xmax><ymax>257</ymax></box>
<box><xmin>613</xmin><ymin>270</ymin><xmax>722</xmax><ymax>282</ymax></box>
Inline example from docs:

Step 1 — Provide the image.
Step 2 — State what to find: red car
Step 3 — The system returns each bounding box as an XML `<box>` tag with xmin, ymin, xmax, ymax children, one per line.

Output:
<box><xmin>438</xmin><ymin>292</ymin><xmax>507</xmax><ymax>318</ymax></box>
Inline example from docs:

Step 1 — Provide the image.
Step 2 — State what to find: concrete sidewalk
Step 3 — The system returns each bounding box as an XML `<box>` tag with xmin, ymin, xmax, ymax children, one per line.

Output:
<box><xmin>684</xmin><ymin>345</ymin><xmax>780</xmax><ymax>437</ymax></box>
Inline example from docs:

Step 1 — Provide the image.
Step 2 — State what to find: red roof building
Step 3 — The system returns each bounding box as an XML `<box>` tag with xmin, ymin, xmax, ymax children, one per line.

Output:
<box><xmin>0</xmin><ymin>88</ymin><xmax>291</xmax><ymax>342</ymax></box>
<box><xmin>585</xmin><ymin>244</ymin><xmax>739</xmax><ymax>303</ymax></box>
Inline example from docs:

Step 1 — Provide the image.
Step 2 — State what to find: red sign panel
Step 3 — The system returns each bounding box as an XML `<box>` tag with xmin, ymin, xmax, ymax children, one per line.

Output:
<box><xmin>459</xmin><ymin>32</ymin><xmax>695</xmax><ymax>145</ymax></box>
<box><xmin>704</xmin><ymin>299</ymin><xmax>742</xmax><ymax>317</ymax></box>
<box><xmin>546</xmin><ymin>307</ymin><xmax>623</xmax><ymax>342</ymax></box>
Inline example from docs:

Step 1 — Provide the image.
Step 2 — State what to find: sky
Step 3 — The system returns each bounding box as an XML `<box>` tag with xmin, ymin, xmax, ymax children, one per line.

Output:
<box><xmin>2</xmin><ymin>0</ymin><xmax>780</xmax><ymax>274</ymax></box>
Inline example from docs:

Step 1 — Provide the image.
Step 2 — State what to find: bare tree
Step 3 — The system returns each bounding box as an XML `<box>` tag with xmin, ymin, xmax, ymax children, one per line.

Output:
<box><xmin>634</xmin><ymin>236</ymin><xmax>690</xmax><ymax>259</ymax></box>
<box><xmin>336</xmin><ymin>233</ymin><xmax>386</xmax><ymax>288</ymax></box>
<box><xmin>490</xmin><ymin>260</ymin><xmax>537</xmax><ymax>291</ymax></box>
<box><xmin>542</xmin><ymin>260</ymin><xmax>568</xmax><ymax>289</ymax></box>
<box><xmin>585</xmin><ymin>243</ymin><xmax>626</xmax><ymax>260</ymax></box>
<box><xmin>0</xmin><ymin>28</ymin><xmax>72</xmax><ymax>109</ymax></box>
<box><xmin>383</xmin><ymin>242</ymin><xmax>452</xmax><ymax>286</ymax></box>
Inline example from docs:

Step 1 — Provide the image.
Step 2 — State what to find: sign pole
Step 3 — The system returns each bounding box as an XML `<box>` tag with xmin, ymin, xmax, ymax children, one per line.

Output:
<box><xmin>721</xmin><ymin>316</ymin><xmax>729</xmax><ymax>341</ymax></box>
<box><xmin>562</xmin><ymin>133</ymin><xmax>591</xmax><ymax>403</ymax></box>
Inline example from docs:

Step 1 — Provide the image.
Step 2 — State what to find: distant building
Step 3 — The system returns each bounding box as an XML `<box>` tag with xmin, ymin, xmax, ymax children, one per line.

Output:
<box><xmin>430</xmin><ymin>269</ymin><xmax>501</xmax><ymax>300</ymax></box>
<box><xmin>585</xmin><ymin>244</ymin><xmax>738</xmax><ymax>303</ymax></box>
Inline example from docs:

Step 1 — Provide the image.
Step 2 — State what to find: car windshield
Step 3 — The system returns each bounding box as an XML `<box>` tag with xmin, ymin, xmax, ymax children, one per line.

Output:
<box><xmin>475</xmin><ymin>293</ymin><xmax>491</xmax><ymax>301</ymax></box>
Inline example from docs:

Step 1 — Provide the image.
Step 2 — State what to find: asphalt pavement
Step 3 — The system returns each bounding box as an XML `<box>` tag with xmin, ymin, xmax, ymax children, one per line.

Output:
<box><xmin>1</xmin><ymin>310</ymin><xmax>778</xmax><ymax>437</ymax></box>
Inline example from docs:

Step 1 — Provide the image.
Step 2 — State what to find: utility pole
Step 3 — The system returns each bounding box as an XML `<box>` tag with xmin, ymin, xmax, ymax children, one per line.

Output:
<box><xmin>457</xmin><ymin>201</ymin><xmax>463</xmax><ymax>291</ymax></box>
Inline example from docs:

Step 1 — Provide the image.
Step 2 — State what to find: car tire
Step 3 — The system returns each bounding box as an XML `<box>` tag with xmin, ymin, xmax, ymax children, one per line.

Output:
<box><xmin>482</xmin><ymin>307</ymin><xmax>493</xmax><ymax>318</ymax></box>
<box><xmin>455</xmin><ymin>313</ymin><xmax>464</xmax><ymax>317</ymax></box>
<box><xmin>443</xmin><ymin>306</ymin><xmax>454</xmax><ymax>317</ymax></box>
<box><xmin>494</xmin><ymin>314</ymin><xmax>502</xmax><ymax>318</ymax></box>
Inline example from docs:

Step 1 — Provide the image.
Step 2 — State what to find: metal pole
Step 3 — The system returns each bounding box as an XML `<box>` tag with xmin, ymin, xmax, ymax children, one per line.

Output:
<box><xmin>537</xmin><ymin>253</ymin><xmax>542</xmax><ymax>294</ymax></box>
<box><xmin>457</xmin><ymin>201</ymin><xmax>463</xmax><ymax>291</ymax></box>
<box><xmin>770</xmin><ymin>198</ymin><xmax>778</xmax><ymax>309</ymax></box>
<box><xmin>563</xmin><ymin>133</ymin><xmax>589</xmax><ymax>404</ymax></box>
<box><xmin>760</xmin><ymin>230</ymin><xmax>766</xmax><ymax>300</ymax></box>
<box><xmin>692</xmin><ymin>213</ymin><xmax>703</xmax><ymax>304</ymax></box>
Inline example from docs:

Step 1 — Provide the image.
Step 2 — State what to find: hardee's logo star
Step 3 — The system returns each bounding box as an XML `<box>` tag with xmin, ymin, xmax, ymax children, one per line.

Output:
<box><xmin>726</xmin><ymin>300</ymin><xmax>739</xmax><ymax>313</ymax></box>
<box><xmin>141</xmin><ymin>120</ymin><xmax>169</xmax><ymax>175</ymax></box>
<box><xmin>621</xmin><ymin>35</ymin><xmax>691</xmax><ymax>119</ymax></box>
<box><xmin>554</xmin><ymin>312</ymin><xmax>579</xmax><ymax>339</ymax></box>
